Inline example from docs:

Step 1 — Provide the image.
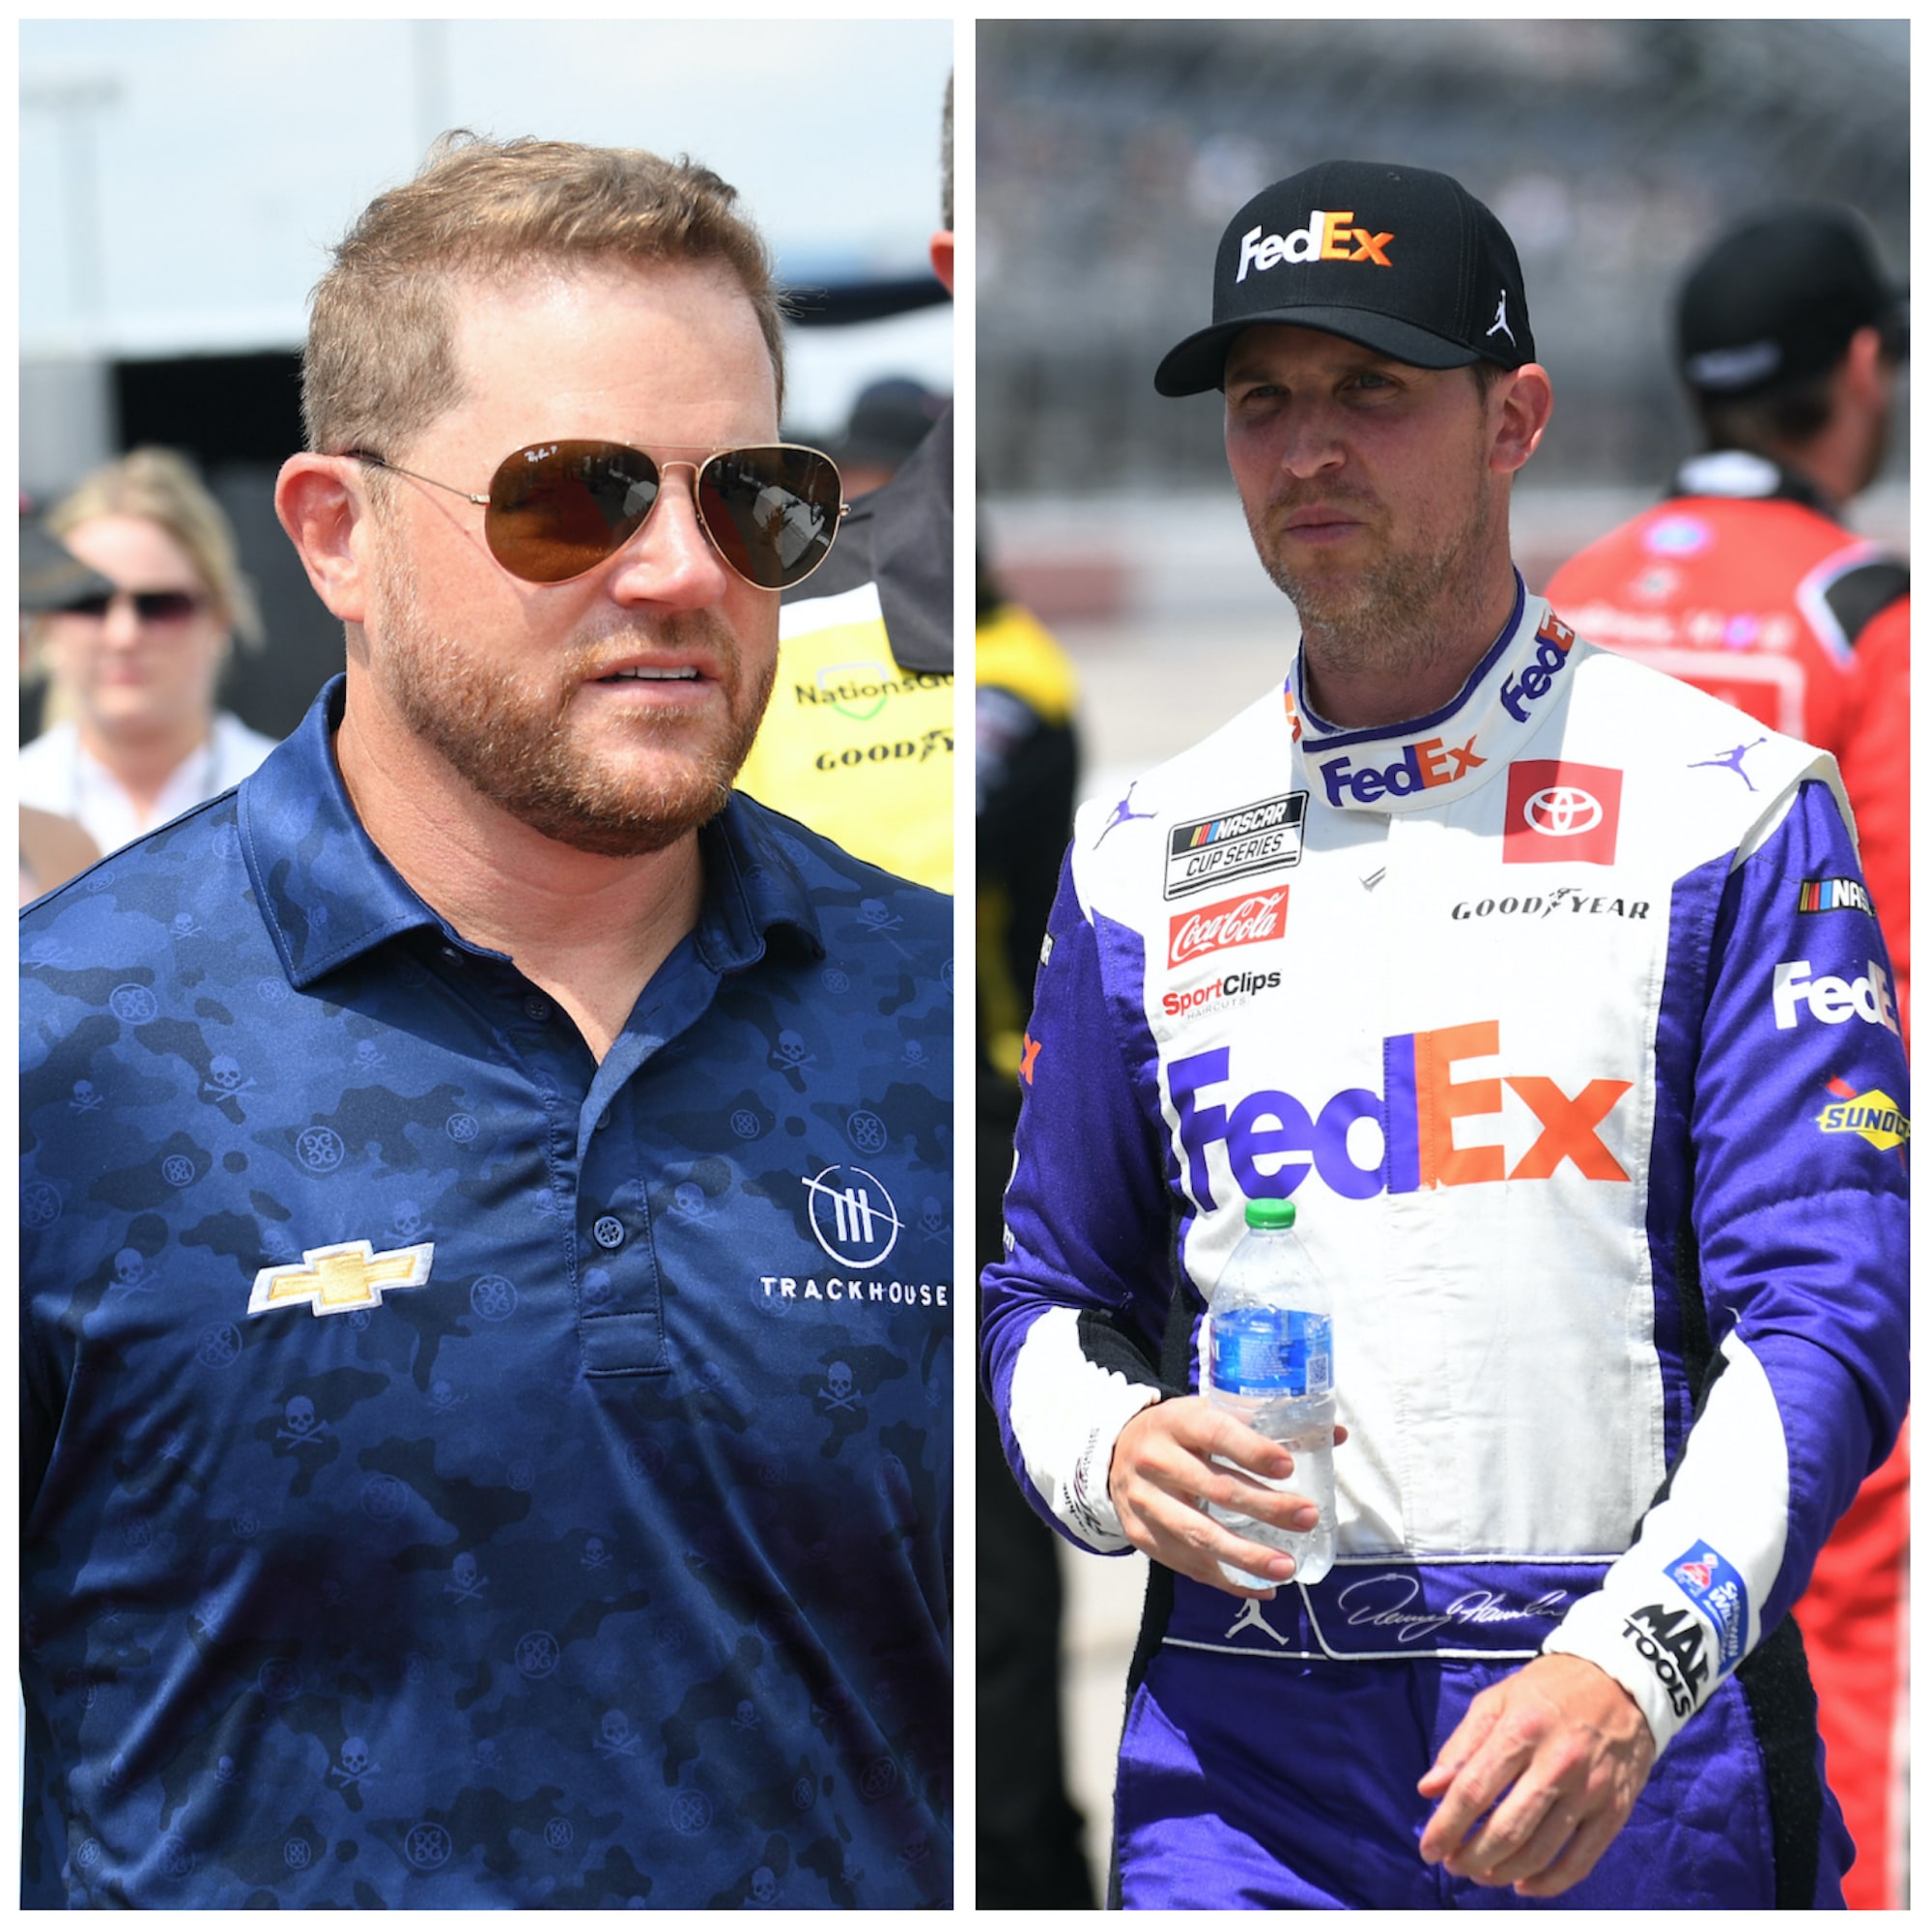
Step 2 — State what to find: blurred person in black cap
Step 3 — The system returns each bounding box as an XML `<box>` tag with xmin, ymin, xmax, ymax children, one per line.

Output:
<box><xmin>981</xmin><ymin>159</ymin><xmax>1904</xmax><ymax>1908</ymax></box>
<box><xmin>735</xmin><ymin>78</ymin><xmax>954</xmax><ymax>892</ymax></box>
<box><xmin>20</xmin><ymin>447</ymin><xmax>277</xmax><ymax>861</ymax></box>
<box><xmin>1546</xmin><ymin>204</ymin><xmax>1910</xmax><ymax>1911</ymax></box>
<box><xmin>832</xmin><ymin>376</ymin><xmax>948</xmax><ymax>499</ymax></box>
<box><xmin>17</xmin><ymin>514</ymin><xmax>107</xmax><ymax>898</ymax></box>
<box><xmin>974</xmin><ymin>545</ymin><xmax>1093</xmax><ymax>1909</ymax></box>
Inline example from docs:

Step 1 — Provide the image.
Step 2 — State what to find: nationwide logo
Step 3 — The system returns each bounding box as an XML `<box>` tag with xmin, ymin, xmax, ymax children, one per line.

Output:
<box><xmin>1236</xmin><ymin>212</ymin><xmax>1394</xmax><ymax>280</ymax></box>
<box><xmin>1164</xmin><ymin>790</ymin><xmax>1307</xmax><ymax>899</ymax></box>
<box><xmin>1161</xmin><ymin>968</ymin><xmax>1282</xmax><ymax>1021</ymax></box>
<box><xmin>1772</xmin><ymin>958</ymin><xmax>1900</xmax><ymax>1035</ymax></box>
<box><xmin>1503</xmin><ymin>761</ymin><xmax>1622</xmax><ymax>867</ymax></box>
<box><xmin>803</xmin><ymin>1166</ymin><xmax>902</xmax><ymax>1268</ymax></box>
<box><xmin>1168</xmin><ymin>889</ymin><xmax>1290</xmax><ymax>970</ymax></box>
<box><xmin>1667</xmin><ymin>1541</ymin><xmax>1748</xmax><ymax>1672</ymax></box>
<box><xmin>1816</xmin><ymin>1078</ymin><xmax>1909</xmax><ymax>1152</ymax></box>
<box><xmin>1169</xmin><ymin>1020</ymin><xmax>1632</xmax><ymax>1209</ymax></box>
<box><xmin>1797</xmin><ymin>876</ymin><xmax>1874</xmax><ymax>917</ymax></box>
<box><xmin>248</xmin><ymin>1239</ymin><xmax>436</xmax><ymax>1319</ymax></box>
<box><xmin>1499</xmin><ymin>612</ymin><xmax>1578</xmax><ymax>724</ymax></box>
<box><xmin>798</xmin><ymin>660</ymin><xmax>952</xmax><ymax>722</ymax></box>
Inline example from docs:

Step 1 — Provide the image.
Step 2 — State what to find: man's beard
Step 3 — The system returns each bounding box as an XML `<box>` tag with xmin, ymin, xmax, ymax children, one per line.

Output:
<box><xmin>367</xmin><ymin>537</ymin><xmax>774</xmax><ymax>858</ymax></box>
<box><xmin>1247</xmin><ymin>463</ymin><xmax>1497</xmax><ymax>699</ymax></box>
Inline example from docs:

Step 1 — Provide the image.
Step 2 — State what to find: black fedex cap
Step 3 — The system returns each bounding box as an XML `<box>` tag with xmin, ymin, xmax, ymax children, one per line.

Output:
<box><xmin>1677</xmin><ymin>205</ymin><xmax>1908</xmax><ymax>399</ymax></box>
<box><xmin>1155</xmin><ymin>159</ymin><xmax>1535</xmax><ymax>397</ymax></box>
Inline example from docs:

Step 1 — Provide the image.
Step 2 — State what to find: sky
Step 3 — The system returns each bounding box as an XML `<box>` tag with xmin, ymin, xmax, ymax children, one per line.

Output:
<box><xmin>20</xmin><ymin>18</ymin><xmax>954</xmax><ymax>436</ymax></box>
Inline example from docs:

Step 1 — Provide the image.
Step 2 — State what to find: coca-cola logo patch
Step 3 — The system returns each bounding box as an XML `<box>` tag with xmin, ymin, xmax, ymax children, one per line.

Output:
<box><xmin>1168</xmin><ymin>888</ymin><xmax>1289</xmax><ymax>969</ymax></box>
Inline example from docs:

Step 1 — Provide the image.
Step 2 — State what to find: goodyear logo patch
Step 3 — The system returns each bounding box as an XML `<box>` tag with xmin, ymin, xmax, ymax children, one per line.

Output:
<box><xmin>1797</xmin><ymin>876</ymin><xmax>1874</xmax><ymax>917</ymax></box>
<box><xmin>1816</xmin><ymin>1081</ymin><xmax>1909</xmax><ymax>1152</ymax></box>
<box><xmin>1667</xmin><ymin>1542</ymin><xmax>1748</xmax><ymax>1672</ymax></box>
<box><xmin>1164</xmin><ymin>791</ymin><xmax>1306</xmax><ymax>900</ymax></box>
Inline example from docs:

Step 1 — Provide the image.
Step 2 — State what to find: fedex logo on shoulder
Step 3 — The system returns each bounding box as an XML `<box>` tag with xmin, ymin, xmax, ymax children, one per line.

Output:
<box><xmin>1170</xmin><ymin>1020</ymin><xmax>1632</xmax><ymax>1208</ymax></box>
<box><xmin>1320</xmin><ymin>733</ymin><xmax>1483</xmax><ymax>808</ymax></box>
<box><xmin>1773</xmin><ymin>959</ymin><xmax>1900</xmax><ymax>1036</ymax></box>
<box><xmin>1237</xmin><ymin>212</ymin><xmax>1394</xmax><ymax>280</ymax></box>
<box><xmin>1500</xmin><ymin>613</ymin><xmax>1578</xmax><ymax>724</ymax></box>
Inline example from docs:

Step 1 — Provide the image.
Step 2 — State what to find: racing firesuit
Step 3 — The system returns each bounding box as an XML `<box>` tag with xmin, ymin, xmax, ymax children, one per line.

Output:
<box><xmin>980</xmin><ymin>578</ymin><xmax>1909</xmax><ymax>1910</ymax></box>
<box><xmin>1546</xmin><ymin>456</ymin><xmax>1911</xmax><ymax>1909</ymax></box>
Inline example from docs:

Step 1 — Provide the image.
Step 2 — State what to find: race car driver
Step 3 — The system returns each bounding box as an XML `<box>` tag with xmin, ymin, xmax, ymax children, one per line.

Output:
<box><xmin>1546</xmin><ymin>204</ymin><xmax>1910</xmax><ymax>1913</ymax></box>
<box><xmin>980</xmin><ymin>159</ymin><xmax>1908</xmax><ymax>1910</ymax></box>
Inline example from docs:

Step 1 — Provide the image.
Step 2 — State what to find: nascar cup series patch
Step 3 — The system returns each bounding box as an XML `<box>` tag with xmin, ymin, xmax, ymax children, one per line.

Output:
<box><xmin>1164</xmin><ymin>791</ymin><xmax>1306</xmax><ymax>899</ymax></box>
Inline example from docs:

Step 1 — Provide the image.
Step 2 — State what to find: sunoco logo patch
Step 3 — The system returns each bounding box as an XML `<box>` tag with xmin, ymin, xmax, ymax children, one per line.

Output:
<box><xmin>1164</xmin><ymin>791</ymin><xmax>1306</xmax><ymax>900</ymax></box>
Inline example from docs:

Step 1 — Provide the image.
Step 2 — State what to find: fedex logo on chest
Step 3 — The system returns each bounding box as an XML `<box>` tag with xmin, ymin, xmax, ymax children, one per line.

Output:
<box><xmin>1169</xmin><ymin>1020</ymin><xmax>1633</xmax><ymax>1208</ymax></box>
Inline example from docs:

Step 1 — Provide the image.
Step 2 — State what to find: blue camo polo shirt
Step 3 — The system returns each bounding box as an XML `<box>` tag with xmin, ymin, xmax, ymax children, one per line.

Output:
<box><xmin>20</xmin><ymin>677</ymin><xmax>953</xmax><ymax>1908</ymax></box>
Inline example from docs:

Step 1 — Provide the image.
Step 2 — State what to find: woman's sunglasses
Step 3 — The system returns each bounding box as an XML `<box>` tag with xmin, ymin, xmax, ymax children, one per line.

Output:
<box><xmin>56</xmin><ymin>588</ymin><xmax>205</xmax><ymax>625</ymax></box>
<box><xmin>347</xmin><ymin>440</ymin><xmax>847</xmax><ymax>591</ymax></box>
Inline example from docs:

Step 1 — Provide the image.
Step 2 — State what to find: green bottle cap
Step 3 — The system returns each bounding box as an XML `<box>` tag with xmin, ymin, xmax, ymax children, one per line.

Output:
<box><xmin>1243</xmin><ymin>1199</ymin><xmax>1296</xmax><ymax>1230</ymax></box>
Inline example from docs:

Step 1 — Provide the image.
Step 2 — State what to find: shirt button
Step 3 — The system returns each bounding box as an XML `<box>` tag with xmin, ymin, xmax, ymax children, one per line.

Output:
<box><xmin>592</xmin><ymin>1215</ymin><xmax>625</xmax><ymax>1250</ymax></box>
<box><xmin>524</xmin><ymin>995</ymin><xmax>551</xmax><ymax>1022</ymax></box>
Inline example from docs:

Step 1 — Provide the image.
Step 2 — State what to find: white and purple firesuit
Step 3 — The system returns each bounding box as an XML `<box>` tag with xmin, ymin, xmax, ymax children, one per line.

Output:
<box><xmin>980</xmin><ymin>578</ymin><xmax>1908</xmax><ymax>1909</ymax></box>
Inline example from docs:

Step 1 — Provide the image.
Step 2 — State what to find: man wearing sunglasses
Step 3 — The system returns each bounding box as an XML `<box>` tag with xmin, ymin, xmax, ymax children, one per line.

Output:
<box><xmin>981</xmin><ymin>160</ymin><xmax>1906</xmax><ymax>1910</ymax></box>
<box><xmin>21</xmin><ymin>135</ymin><xmax>952</xmax><ymax>1909</ymax></box>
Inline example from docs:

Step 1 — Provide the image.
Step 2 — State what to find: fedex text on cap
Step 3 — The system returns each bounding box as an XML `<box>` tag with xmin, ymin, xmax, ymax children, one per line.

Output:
<box><xmin>1236</xmin><ymin>213</ymin><xmax>1395</xmax><ymax>282</ymax></box>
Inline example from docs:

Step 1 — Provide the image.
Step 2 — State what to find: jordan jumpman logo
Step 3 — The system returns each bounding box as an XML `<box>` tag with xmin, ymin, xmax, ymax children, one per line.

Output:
<box><xmin>1095</xmin><ymin>781</ymin><xmax>1155</xmax><ymax>846</ymax></box>
<box><xmin>1690</xmin><ymin>737</ymin><xmax>1768</xmax><ymax>791</ymax></box>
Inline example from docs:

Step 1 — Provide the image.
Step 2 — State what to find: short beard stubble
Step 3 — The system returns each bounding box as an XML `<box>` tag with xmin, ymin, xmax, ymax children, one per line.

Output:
<box><xmin>369</xmin><ymin>533</ymin><xmax>776</xmax><ymax>858</ymax></box>
<box><xmin>1245</xmin><ymin>420</ymin><xmax>1500</xmax><ymax>704</ymax></box>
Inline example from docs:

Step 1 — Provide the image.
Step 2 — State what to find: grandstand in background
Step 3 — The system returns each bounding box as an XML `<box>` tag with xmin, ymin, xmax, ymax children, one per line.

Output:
<box><xmin>980</xmin><ymin>20</ymin><xmax>1908</xmax><ymax>513</ymax></box>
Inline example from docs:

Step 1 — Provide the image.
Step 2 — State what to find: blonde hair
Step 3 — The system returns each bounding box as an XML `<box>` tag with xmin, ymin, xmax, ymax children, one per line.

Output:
<box><xmin>302</xmin><ymin>131</ymin><xmax>786</xmax><ymax>462</ymax></box>
<box><xmin>43</xmin><ymin>445</ymin><xmax>263</xmax><ymax>648</ymax></box>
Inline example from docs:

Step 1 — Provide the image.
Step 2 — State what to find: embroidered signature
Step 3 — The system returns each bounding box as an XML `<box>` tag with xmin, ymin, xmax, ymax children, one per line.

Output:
<box><xmin>1333</xmin><ymin>1573</ymin><xmax>1568</xmax><ymax>1645</ymax></box>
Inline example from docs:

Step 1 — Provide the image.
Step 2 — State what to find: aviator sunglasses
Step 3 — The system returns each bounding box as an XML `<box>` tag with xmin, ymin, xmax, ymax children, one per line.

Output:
<box><xmin>346</xmin><ymin>440</ymin><xmax>848</xmax><ymax>590</ymax></box>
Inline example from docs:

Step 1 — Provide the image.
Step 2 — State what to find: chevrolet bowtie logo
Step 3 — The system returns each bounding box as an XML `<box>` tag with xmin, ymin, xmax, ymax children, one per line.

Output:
<box><xmin>248</xmin><ymin>1240</ymin><xmax>436</xmax><ymax>1319</ymax></box>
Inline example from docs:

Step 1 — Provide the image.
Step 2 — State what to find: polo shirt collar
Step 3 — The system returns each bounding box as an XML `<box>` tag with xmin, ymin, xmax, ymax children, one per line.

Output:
<box><xmin>242</xmin><ymin>676</ymin><xmax>824</xmax><ymax>990</ymax></box>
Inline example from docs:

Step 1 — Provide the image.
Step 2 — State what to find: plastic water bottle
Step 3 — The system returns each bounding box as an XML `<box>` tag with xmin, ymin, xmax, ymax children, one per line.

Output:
<box><xmin>1205</xmin><ymin>1198</ymin><xmax>1336</xmax><ymax>1588</ymax></box>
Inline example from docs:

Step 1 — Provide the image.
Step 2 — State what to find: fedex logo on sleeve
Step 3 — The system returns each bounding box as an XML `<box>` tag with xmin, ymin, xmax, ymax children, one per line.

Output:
<box><xmin>1772</xmin><ymin>959</ymin><xmax>1900</xmax><ymax>1035</ymax></box>
<box><xmin>1169</xmin><ymin>1020</ymin><xmax>1632</xmax><ymax>1208</ymax></box>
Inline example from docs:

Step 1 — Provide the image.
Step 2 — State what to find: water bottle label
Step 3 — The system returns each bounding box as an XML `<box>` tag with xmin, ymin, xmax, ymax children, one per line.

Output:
<box><xmin>1210</xmin><ymin>1308</ymin><xmax>1332</xmax><ymax>1396</ymax></box>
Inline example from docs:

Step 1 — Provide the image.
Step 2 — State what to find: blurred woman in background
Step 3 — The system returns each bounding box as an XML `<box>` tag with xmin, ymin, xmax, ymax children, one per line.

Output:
<box><xmin>21</xmin><ymin>447</ymin><xmax>276</xmax><ymax>858</ymax></box>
